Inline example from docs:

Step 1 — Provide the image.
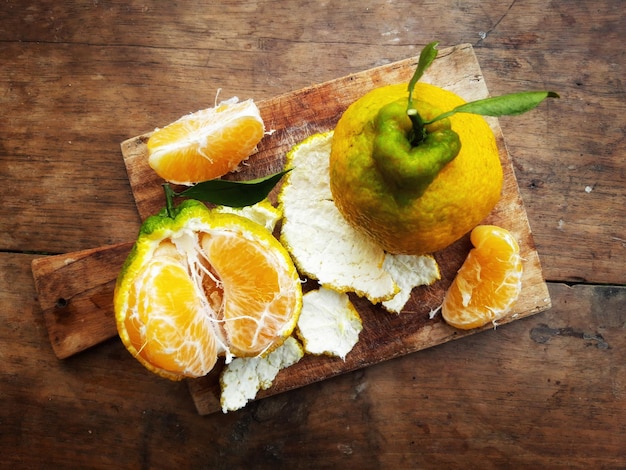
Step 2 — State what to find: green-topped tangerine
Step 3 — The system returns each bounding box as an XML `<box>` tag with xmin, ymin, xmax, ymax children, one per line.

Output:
<box><xmin>330</xmin><ymin>82</ymin><xmax>502</xmax><ymax>255</ymax></box>
<box><xmin>114</xmin><ymin>199</ymin><xmax>302</xmax><ymax>380</ymax></box>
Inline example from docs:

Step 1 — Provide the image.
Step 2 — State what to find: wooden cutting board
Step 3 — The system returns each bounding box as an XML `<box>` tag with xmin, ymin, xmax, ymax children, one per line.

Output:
<box><xmin>31</xmin><ymin>44</ymin><xmax>551</xmax><ymax>415</ymax></box>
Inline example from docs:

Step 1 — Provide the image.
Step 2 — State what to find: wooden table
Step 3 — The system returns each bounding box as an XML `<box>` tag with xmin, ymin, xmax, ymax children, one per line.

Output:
<box><xmin>2</xmin><ymin>1</ymin><xmax>624</xmax><ymax>468</ymax></box>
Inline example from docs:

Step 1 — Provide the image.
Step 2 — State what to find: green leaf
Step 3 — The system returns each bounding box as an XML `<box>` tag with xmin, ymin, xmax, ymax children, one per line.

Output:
<box><xmin>408</xmin><ymin>41</ymin><xmax>439</xmax><ymax>106</ymax></box>
<box><xmin>175</xmin><ymin>169</ymin><xmax>291</xmax><ymax>208</ymax></box>
<box><xmin>163</xmin><ymin>183</ymin><xmax>177</xmax><ymax>219</ymax></box>
<box><xmin>425</xmin><ymin>91</ymin><xmax>560</xmax><ymax>124</ymax></box>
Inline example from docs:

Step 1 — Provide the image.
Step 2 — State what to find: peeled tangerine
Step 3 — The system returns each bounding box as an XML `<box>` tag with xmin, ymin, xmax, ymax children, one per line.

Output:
<box><xmin>113</xmin><ymin>199</ymin><xmax>302</xmax><ymax>381</ymax></box>
<box><xmin>442</xmin><ymin>225</ymin><xmax>523</xmax><ymax>329</ymax></box>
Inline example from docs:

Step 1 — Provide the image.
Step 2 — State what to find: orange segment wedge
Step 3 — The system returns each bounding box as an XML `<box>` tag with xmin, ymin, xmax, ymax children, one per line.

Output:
<box><xmin>147</xmin><ymin>97</ymin><xmax>265</xmax><ymax>185</ymax></box>
<box><xmin>124</xmin><ymin>255</ymin><xmax>219</xmax><ymax>378</ymax></box>
<box><xmin>442</xmin><ymin>225</ymin><xmax>523</xmax><ymax>330</ymax></box>
<box><xmin>200</xmin><ymin>229</ymin><xmax>302</xmax><ymax>357</ymax></box>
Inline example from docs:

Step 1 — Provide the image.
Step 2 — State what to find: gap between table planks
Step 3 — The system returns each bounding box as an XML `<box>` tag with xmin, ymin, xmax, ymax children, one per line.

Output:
<box><xmin>31</xmin><ymin>44</ymin><xmax>551</xmax><ymax>415</ymax></box>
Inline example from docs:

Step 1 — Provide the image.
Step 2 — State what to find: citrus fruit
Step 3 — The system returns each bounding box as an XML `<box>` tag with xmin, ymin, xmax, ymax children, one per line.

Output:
<box><xmin>442</xmin><ymin>225</ymin><xmax>523</xmax><ymax>329</ymax></box>
<box><xmin>329</xmin><ymin>82</ymin><xmax>502</xmax><ymax>255</ymax></box>
<box><xmin>147</xmin><ymin>97</ymin><xmax>265</xmax><ymax>185</ymax></box>
<box><xmin>114</xmin><ymin>199</ymin><xmax>302</xmax><ymax>380</ymax></box>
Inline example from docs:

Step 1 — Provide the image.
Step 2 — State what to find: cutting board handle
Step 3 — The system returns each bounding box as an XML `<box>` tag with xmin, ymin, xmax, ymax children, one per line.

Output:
<box><xmin>31</xmin><ymin>242</ymin><xmax>133</xmax><ymax>358</ymax></box>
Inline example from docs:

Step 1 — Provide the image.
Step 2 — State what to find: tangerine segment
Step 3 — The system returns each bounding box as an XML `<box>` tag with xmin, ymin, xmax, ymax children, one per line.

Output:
<box><xmin>124</xmin><ymin>255</ymin><xmax>219</xmax><ymax>380</ymax></box>
<box><xmin>442</xmin><ymin>225</ymin><xmax>523</xmax><ymax>330</ymax></box>
<box><xmin>147</xmin><ymin>98</ymin><xmax>265</xmax><ymax>185</ymax></box>
<box><xmin>200</xmin><ymin>230</ymin><xmax>301</xmax><ymax>357</ymax></box>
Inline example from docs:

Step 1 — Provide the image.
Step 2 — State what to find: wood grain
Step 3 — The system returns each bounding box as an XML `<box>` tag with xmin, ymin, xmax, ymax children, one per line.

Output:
<box><xmin>3</xmin><ymin>0</ymin><xmax>625</xmax><ymax>467</ymax></box>
<box><xmin>6</xmin><ymin>252</ymin><xmax>626</xmax><ymax>467</ymax></box>
<box><xmin>31</xmin><ymin>242</ymin><xmax>133</xmax><ymax>358</ymax></box>
<box><xmin>3</xmin><ymin>2</ymin><xmax>623</xmax><ymax>285</ymax></box>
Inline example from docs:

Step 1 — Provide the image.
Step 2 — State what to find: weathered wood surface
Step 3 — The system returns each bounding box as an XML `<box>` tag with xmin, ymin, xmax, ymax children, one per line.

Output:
<box><xmin>2</xmin><ymin>0</ymin><xmax>625</xmax><ymax>467</ymax></box>
<box><xmin>30</xmin><ymin>46</ymin><xmax>551</xmax><ymax>413</ymax></box>
<box><xmin>31</xmin><ymin>242</ymin><xmax>133</xmax><ymax>358</ymax></box>
<box><xmin>2</xmin><ymin>2</ymin><xmax>623</xmax><ymax>285</ymax></box>
<box><xmin>6</xmin><ymin>254</ymin><xmax>626</xmax><ymax>468</ymax></box>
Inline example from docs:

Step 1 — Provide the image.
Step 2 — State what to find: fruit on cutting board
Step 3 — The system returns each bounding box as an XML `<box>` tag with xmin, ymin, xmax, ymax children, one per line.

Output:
<box><xmin>147</xmin><ymin>97</ymin><xmax>265</xmax><ymax>185</ymax></box>
<box><xmin>329</xmin><ymin>42</ymin><xmax>557</xmax><ymax>256</ymax></box>
<box><xmin>330</xmin><ymin>82</ymin><xmax>502</xmax><ymax>255</ymax></box>
<box><xmin>112</xmin><ymin>41</ymin><xmax>555</xmax><ymax>402</ymax></box>
<box><xmin>113</xmin><ymin>199</ymin><xmax>302</xmax><ymax>380</ymax></box>
<box><xmin>442</xmin><ymin>225</ymin><xmax>523</xmax><ymax>329</ymax></box>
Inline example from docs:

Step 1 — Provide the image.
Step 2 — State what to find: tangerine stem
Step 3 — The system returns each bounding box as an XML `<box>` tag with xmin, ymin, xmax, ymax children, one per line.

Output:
<box><xmin>406</xmin><ymin>42</ymin><xmax>438</xmax><ymax>147</ymax></box>
<box><xmin>407</xmin><ymin>108</ymin><xmax>426</xmax><ymax>146</ymax></box>
<box><xmin>163</xmin><ymin>183</ymin><xmax>176</xmax><ymax>219</ymax></box>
